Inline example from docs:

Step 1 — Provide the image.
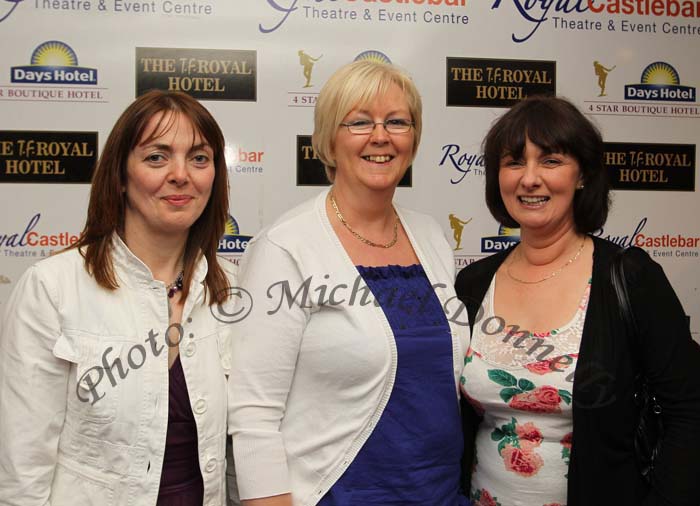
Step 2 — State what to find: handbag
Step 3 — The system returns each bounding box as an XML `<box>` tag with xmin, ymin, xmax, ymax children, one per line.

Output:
<box><xmin>610</xmin><ymin>247</ymin><xmax>664</xmax><ymax>485</ymax></box>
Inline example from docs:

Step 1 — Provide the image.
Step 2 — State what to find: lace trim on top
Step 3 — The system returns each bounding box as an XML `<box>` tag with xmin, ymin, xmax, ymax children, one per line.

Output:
<box><xmin>471</xmin><ymin>276</ymin><xmax>592</xmax><ymax>369</ymax></box>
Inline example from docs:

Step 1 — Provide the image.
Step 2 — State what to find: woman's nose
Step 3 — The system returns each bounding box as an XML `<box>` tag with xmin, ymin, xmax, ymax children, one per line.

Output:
<box><xmin>168</xmin><ymin>158</ymin><xmax>188</xmax><ymax>184</ymax></box>
<box><xmin>520</xmin><ymin>161</ymin><xmax>541</xmax><ymax>188</ymax></box>
<box><xmin>369</xmin><ymin>122</ymin><xmax>390</xmax><ymax>143</ymax></box>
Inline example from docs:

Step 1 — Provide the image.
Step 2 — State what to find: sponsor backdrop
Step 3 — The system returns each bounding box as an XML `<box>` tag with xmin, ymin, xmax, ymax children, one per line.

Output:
<box><xmin>0</xmin><ymin>1</ymin><xmax>698</xmax><ymax>339</ymax></box>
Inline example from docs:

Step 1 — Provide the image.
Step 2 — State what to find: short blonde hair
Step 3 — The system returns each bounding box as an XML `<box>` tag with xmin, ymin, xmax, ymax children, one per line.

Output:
<box><xmin>312</xmin><ymin>60</ymin><xmax>423</xmax><ymax>182</ymax></box>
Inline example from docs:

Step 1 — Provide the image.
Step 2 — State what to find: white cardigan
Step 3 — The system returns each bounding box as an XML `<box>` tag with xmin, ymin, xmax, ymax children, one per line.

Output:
<box><xmin>0</xmin><ymin>236</ymin><xmax>236</xmax><ymax>506</ymax></box>
<box><xmin>228</xmin><ymin>189</ymin><xmax>468</xmax><ymax>506</ymax></box>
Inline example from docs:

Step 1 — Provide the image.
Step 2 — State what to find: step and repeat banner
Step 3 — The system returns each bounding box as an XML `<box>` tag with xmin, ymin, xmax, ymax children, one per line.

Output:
<box><xmin>0</xmin><ymin>0</ymin><xmax>698</xmax><ymax>338</ymax></box>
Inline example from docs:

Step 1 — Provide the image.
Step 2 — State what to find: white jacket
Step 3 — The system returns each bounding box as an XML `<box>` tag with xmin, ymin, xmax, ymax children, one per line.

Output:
<box><xmin>0</xmin><ymin>236</ymin><xmax>236</xmax><ymax>506</ymax></box>
<box><xmin>228</xmin><ymin>189</ymin><xmax>468</xmax><ymax>506</ymax></box>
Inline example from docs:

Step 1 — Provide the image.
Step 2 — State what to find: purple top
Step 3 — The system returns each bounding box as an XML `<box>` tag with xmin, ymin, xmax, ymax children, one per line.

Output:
<box><xmin>157</xmin><ymin>355</ymin><xmax>204</xmax><ymax>506</ymax></box>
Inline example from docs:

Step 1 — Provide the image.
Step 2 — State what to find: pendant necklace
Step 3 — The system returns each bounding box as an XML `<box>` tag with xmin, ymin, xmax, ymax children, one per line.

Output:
<box><xmin>166</xmin><ymin>270</ymin><xmax>184</xmax><ymax>317</ymax></box>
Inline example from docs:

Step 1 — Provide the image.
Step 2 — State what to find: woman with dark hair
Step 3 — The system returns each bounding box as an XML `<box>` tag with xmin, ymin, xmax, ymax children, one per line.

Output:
<box><xmin>0</xmin><ymin>90</ymin><xmax>235</xmax><ymax>506</ymax></box>
<box><xmin>456</xmin><ymin>95</ymin><xmax>700</xmax><ymax>506</ymax></box>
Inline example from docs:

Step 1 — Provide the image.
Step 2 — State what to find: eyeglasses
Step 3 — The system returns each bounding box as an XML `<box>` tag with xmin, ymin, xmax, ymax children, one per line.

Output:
<box><xmin>339</xmin><ymin>119</ymin><xmax>414</xmax><ymax>135</ymax></box>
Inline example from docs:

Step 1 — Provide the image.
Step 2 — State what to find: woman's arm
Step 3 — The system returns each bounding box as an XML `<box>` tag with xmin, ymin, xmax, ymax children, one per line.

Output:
<box><xmin>242</xmin><ymin>494</ymin><xmax>293</xmax><ymax>506</ymax></box>
<box><xmin>0</xmin><ymin>265</ymin><xmax>68</xmax><ymax>506</ymax></box>
<box><xmin>227</xmin><ymin>233</ymin><xmax>309</xmax><ymax>502</ymax></box>
<box><xmin>626</xmin><ymin>249</ymin><xmax>700</xmax><ymax>506</ymax></box>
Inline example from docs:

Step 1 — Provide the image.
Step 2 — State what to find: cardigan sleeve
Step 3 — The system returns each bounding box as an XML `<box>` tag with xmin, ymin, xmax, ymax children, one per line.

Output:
<box><xmin>227</xmin><ymin>233</ymin><xmax>310</xmax><ymax>501</ymax></box>
<box><xmin>624</xmin><ymin>249</ymin><xmax>700</xmax><ymax>506</ymax></box>
<box><xmin>0</xmin><ymin>265</ymin><xmax>67</xmax><ymax>506</ymax></box>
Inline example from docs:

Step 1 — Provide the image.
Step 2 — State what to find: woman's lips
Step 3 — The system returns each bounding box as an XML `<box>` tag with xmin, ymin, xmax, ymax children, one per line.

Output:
<box><xmin>163</xmin><ymin>195</ymin><xmax>193</xmax><ymax>206</ymax></box>
<box><xmin>362</xmin><ymin>155</ymin><xmax>394</xmax><ymax>163</ymax></box>
<box><xmin>518</xmin><ymin>196</ymin><xmax>550</xmax><ymax>207</ymax></box>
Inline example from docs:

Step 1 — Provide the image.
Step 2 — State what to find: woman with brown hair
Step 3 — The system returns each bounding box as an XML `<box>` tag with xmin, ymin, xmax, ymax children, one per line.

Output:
<box><xmin>0</xmin><ymin>90</ymin><xmax>235</xmax><ymax>506</ymax></box>
<box><xmin>456</xmin><ymin>95</ymin><xmax>700</xmax><ymax>506</ymax></box>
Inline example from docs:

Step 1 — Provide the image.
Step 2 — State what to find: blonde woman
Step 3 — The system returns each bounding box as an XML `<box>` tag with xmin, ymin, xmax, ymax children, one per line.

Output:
<box><xmin>229</xmin><ymin>61</ymin><xmax>469</xmax><ymax>506</ymax></box>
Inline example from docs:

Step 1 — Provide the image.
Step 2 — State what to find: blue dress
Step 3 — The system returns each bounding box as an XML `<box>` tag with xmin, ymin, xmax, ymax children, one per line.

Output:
<box><xmin>318</xmin><ymin>264</ymin><xmax>468</xmax><ymax>506</ymax></box>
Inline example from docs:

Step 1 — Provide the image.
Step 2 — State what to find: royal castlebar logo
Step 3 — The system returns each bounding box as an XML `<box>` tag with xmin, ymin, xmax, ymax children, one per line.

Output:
<box><xmin>0</xmin><ymin>0</ymin><xmax>24</xmax><ymax>24</ymax></box>
<box><xmin>12</xmin><ymin>41</ymin><xmax>97</xmax><ymax>85</ymax></box>
<box><xmin>260</xmin><ymin>0</ymin><xmax>470</xmax><ymax>33</ymax></box>
<box><xmin>0</xmin><ymin>213</ymin><xmax>79</xmax><ymax>258</ymax></box>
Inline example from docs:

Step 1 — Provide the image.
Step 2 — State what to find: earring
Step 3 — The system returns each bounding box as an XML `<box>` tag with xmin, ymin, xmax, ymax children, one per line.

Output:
<box><xmin>576</xmin><ymin>183</ymin><xmax>584</xmax><ymax>190</ymax></box>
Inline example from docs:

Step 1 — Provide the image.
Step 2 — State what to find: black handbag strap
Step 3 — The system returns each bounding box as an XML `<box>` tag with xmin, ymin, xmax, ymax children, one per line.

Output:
<box><xmin>610</xmin><ymin>247</ymin><xmax>639</xmax><ymax>338</ymax></box>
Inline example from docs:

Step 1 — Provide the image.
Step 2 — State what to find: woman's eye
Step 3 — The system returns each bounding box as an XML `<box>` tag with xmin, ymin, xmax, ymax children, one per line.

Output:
<box><xmin>146</xmin><ymin>153</ymin><xmax>165</xmax><ymax>163</ymax></box>
<box><xmin>192</xmin><ymin>154</ymin><xmax>210</xmax><ymax>164</ymax></box>
<box><xmin>543</xmin><ymin>157</ymin><xmax>563</xmax><ymax>166</ymax></box>
<box><xmin>503</xmin><ymin>159</ymin><xmax>523</xmax><ymax>168</ymax></box>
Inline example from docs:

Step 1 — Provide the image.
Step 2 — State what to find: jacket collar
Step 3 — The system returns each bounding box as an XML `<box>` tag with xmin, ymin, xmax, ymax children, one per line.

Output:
<box><xmin>110</xmin><ymin>233</ymin><xmax>209</xmax><ymax>296</ymax></box>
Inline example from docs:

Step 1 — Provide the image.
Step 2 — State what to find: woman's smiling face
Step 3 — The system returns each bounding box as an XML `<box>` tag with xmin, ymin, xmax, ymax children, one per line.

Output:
<box><xmin>331</xmin><ymin>83</ymin><xmax>415</xmax><ymax>194</ymax></box>
<box><xmin>498</xmin><ymin>137</ymin><xmax>582</xmax><ymax>234</ymax></box>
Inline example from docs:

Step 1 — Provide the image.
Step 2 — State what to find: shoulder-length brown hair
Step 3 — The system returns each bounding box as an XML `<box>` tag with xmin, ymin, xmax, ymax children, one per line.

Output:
<box><xmin>482</xmin><ymin>95</ymin><xmax>610</xmax><ymax>233</ymax></box>
<box><xmin>71</xmin><ymin>90</ymin><xmax>230</xmax><ymax>304</ymax></box>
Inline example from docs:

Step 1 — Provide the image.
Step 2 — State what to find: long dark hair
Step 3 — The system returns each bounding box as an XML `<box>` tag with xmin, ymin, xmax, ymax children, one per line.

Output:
<box><xmin>70</xmin><ymin>90</ymin><xmax>230</xmax><ymax>304</ymax></box>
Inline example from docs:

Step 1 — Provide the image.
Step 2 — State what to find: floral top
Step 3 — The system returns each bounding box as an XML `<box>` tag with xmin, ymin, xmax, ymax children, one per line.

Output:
<box><xmin>461</xmin><ymin>275</ymin><xmax>591</xmax><ymax>506</ymax></box>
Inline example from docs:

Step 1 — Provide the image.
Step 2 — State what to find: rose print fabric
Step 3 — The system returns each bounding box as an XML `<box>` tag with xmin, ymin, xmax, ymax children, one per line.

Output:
<box><xmin>461</xmin><ymin>275</ymin><xmax>591</xmax><ymax>506</ymax></box>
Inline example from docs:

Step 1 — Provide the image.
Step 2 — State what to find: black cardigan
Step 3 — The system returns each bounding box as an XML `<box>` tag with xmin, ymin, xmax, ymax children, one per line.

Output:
<box><xmin>455</xmin><ymin>236</ymin><xmax>700</xmax><ymax>506</ymax></box>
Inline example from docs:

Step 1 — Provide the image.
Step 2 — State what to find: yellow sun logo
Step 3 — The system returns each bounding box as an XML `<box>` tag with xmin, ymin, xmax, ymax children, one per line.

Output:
<box><xmin>30</xmin><ymin>41</ymin><xmax>78</xmax><ymax>67</ymax></box>
<box><xmin>498</xmin><ymin>225</ymin><xmax>521</xmax><ymax>237</ymax></box>
<box><xmin>354</xmin><ymin>50</ymin><xmax>391</xmax><ymax>65</ymax></box>
<box><xmin>640</xmin><ymin>62</ymin><xmax>680</xmax><ymax>86</ymax></box>
<box><xmin>224</xmin><ymin>216</ymin><xmax>240</xmax><ymax>236</ymax></box>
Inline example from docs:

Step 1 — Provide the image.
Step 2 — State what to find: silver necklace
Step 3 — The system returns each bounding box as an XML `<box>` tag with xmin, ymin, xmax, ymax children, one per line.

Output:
<box><xmin>506</xmin><ymin>238</ymin><xmax>586</xmax><ymax>285</ymax></box>
<box><xmin>329</xmin><ymin>191</ymin><xmax>399</xmax><ymax>249</ymax></box>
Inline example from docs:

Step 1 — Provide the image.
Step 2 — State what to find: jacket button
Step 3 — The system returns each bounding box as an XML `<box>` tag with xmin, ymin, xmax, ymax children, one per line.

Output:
<box><xmin>193</xmin><ymin>398</ymin><xmax>207</xmax><ymax>414</ymax></box>
<box><xmin>204</xmin><ymin>458</ymin><xmax>217</xmax><ymax>473</ymax></box>
<box><xmin>185</xmin><ymin>342</ymin><xmax>196</xmax><ymax>357</ymax></box>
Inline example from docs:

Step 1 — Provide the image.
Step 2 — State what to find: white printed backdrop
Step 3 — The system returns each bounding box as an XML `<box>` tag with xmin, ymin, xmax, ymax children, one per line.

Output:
<box><xmin>0</xmin><ymin>0</ymin><xmax>698</xmax><ymax>339</ymax></box>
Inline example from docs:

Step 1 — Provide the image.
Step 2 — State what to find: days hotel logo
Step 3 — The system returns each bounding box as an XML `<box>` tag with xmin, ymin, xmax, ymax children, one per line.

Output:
<box><xmin>218</xmin><ymin>215</ymin><xmax>253</xmax><ymax>255</ymax></box>
<box><xmin>481</xmin><ymin>225</ymin><xmax>520</xmax><ymax>253</ymax></box>
<box><xmin>625</xmin><ymin>62</ymin><xmax>695</xmax><ymax>102</ymax></box>
<box><xmin>11</xmin><ymin>41</ymin><xmax>97</xmax><ymax>85</ymax></box>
